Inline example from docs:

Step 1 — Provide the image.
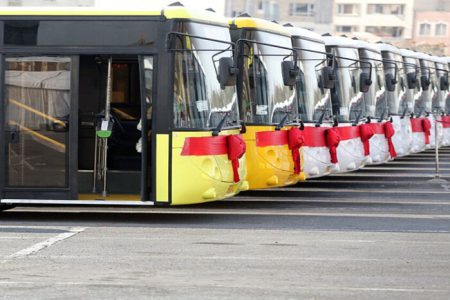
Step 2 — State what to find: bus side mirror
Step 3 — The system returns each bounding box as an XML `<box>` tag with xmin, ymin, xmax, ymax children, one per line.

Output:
<box><xmin>385</xmin><ymin>73</ymin><xmax>397</xmax><ymax>92</ymax></box>
<box><xmin>359</xmin><ymin>72</ymin><xmax>372</xmax><ymax>93</ymax></box>
<box><xmin>420</xmin><ymin>74</ymin><xmax>431</xmax><ymax>91</ymax></box>
<box><xmin>218</xmin><ymin>57</ymin><xmax>238</xmax><ymax>89</ymax></box>
<box><xmin>406</xmin><ymin>72</ymin><xmax>417</xmax><ymax>89</ymax></box>
<box><xmin>440</xmin><ymin>75</ymin><xmax>449</xmax><ymax>91</ymax></box>
<box><xmin>321</xmin><ymin>66</ymin><xmax>335</xmax><ymax>89</ymax></box>
<box><xmin>281</xmin><ymin>61</ymin><xmax>299</xmax><ymax>87</ymax></box>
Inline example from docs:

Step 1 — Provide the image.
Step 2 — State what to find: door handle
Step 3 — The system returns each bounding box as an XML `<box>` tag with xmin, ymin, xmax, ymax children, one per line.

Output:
<box><xmin>6</xmin><ymin>126</ymin><xmax>20</xmax><ymax>144</ymax></box>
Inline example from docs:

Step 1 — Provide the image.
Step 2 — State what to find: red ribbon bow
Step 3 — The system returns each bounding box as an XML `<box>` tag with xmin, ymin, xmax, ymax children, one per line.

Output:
<box><xmin>359</xmin><ymin>124</ymin><xmax>375</xmax><ymax>156</ymax></box>
<box><xmin>226</xmin><ymin>135</ymin><xmax>246</xmax><ymax>183</ymax></box>
<box><xmin>287</xmin><ymin>127</ymin><xmax>304</xmax><ymax>174</ymax></box>
<box><xmin>422</xmin><ymin>118</ymin><xmax>431</xmax><ymax>144</ymax></box>
<box><xmin>325</xmin><ymin>128</ymin><xmax>341</xmax><ymax>164</ymax></box>
<box><xmin>383</xmin><ymin>121</ymin><xmax>397</xmax><ymax>158</ymax></box>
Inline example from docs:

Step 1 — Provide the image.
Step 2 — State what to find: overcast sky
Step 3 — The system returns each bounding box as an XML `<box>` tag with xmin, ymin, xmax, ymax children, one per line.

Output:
<box><xmin>95</xmin><ymin>0</ymin><xmax>225</xmax><ymax>15</ymax></box>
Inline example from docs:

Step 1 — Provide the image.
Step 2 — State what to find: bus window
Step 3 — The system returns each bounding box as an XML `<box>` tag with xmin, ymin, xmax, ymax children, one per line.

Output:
<box><xmin>4</xmin><ymin>56</ymin><xmax>71</xmax><ymax>187</ymax></box>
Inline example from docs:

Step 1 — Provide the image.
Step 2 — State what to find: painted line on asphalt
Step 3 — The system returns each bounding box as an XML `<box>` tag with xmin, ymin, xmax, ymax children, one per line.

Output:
<box><xmin>1</xmin><ymin>227</ymin><xmax>86</xmax><ymax>263</ymax></box>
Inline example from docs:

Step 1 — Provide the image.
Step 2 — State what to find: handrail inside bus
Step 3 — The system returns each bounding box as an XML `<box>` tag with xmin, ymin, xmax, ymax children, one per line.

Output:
<box><xmin>9</xmin><ymin>99</ymin><xmax>67</xmax><ymax>128</ymax></box>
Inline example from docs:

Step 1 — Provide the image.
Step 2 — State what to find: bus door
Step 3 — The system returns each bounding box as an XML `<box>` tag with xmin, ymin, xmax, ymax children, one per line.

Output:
<box><xmin>2</xmin><ymin>55</ymin><xmax>78</xmax><ymax>200</ymax></box>
<box><xmin>77</xmin><ymin>55</ymin><xmax>153</xmax><ymax>201</ymax></box>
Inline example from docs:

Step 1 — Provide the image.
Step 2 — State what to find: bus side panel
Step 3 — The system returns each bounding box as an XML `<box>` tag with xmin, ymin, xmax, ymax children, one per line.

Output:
<box><xmin>156</xmin><ymin>134</ymin><xmax>170</xmax><ymax>203</ymax></box>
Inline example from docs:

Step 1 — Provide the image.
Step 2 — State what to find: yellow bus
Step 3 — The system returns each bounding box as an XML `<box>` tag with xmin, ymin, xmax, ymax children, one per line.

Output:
<box><xmin>0</xmin><ymin>4</ymin><xmax>248</xmax><ymax>209</ymax></box>
<box><xmin>230</xmin><ymin>16</ymin><xmax>306</xmax><ymax>190</ymax></box>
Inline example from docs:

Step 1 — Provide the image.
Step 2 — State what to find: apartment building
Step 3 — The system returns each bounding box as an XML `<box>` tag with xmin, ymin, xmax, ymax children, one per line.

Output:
<box><xmin>225</xmin><ymin>0</ymin><xmax>334</xmax><ymax>33</ymax></box>
<box><xmin>411</xmin><ymin>0</ymin><xmax>450</xmax><ymax>55</ymax></box>
<box><xmin>0</xmin><ymin>0</ymin><xmax>94</xmax><ymax>6</ymax></box>
<box><xmin>333</xmin><ymin>0</ymin><xmax>414</xmax><ymax>40</ymax></box>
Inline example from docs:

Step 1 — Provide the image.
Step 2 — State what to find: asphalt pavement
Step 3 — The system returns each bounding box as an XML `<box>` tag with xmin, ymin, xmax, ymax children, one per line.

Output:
<box><xmin>0</xmin><ymin>147</ymin><xmax>449</xmax><ymax>300</ymax></box>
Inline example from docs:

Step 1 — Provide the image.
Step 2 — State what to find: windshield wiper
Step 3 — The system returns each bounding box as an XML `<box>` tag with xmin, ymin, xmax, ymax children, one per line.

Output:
<box><xmin>352</xmin><ymin>110</ymin><xmax>362</xmax><ymax>126</ymax></box>
<box><xmin>378</xmin><ymin>108</ymin><xmax>386</xmax><ymax>122</ymax></box>
<box><xmin>401</xmin><ymin>107</ymin><xmax>408</xmax><ymax>119</ymax></box>
<box><xmin>315</xmin><ymin>110</ymin><xmax>326</xmax><ymax>127</ymax></box>
<box><xmin>212</xmin><ymin>112</ymin><xmax>229</xmax><ymax>136</ymax></box>
<box><xmin>416</xmin><ymin>108</ymin><xmax>424</xmax><ymax>118</ymax></box>
<box><xmin>275</xmin><ymin>112</ymin><xmax>289</xmax><ymax>131</ymax></box>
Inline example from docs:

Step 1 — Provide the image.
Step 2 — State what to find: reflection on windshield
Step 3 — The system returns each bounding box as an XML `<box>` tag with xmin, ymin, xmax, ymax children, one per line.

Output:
<box><xmin>293</xmin><ymin>38</ymin><xmax>332</xmax><ymax>123</ymax></box>
<box><xmin>172</xmin><ymin>22</ymin><xmax>238</xmax><ymax>129</ymax></box>
<box><xmin>240</xmin><ymin>31</ymin><xmax>297</xmax><ymax>125</ymax></box>
<box><xmin>402</xmin><ymin>56</ymin><xmax>420</xmax><ymax>114</ymax></box>
<box><xmin>359</xmin><ymin>49</ymin><xmax>386</xmax><ymax>119</ymax></box>
<box><xmin>329</xmin><ymin>47</ymin><xmax>364</xmax><ymax>122</ymax></box>
<box><xmin>415</xmin><ymin>59</ymin><xmax>432</xmax><ymax>114</ymax></box>
<box><xmin>432</xmin><ymin>62</ymin><xmax>446</xmax><ymax>113</ymax></box>
<box><xmin>383</xmin><ymin>52</ymin><xmax>406</xmax><ymax>116</ymax></box>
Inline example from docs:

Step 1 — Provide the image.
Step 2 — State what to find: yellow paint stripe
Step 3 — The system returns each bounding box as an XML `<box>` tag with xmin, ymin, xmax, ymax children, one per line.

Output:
<box><xmin>9</xmin><ymin>121</ymin><xmax>66</xmax><ymax>151</ymax></box>
<box><xmin>231</xmin><ymin>17</ymin><xmax>291</xmax><ymax>36</ymax></box>
<box><xmin>156</xmin><ymin>134</ymin><xmax>169</xmax><ymax>203</ymax></box>
<box><xmin>10</xmin><ymin>99</ymin><xmax>66</xmax><ymax>128</ymax></box>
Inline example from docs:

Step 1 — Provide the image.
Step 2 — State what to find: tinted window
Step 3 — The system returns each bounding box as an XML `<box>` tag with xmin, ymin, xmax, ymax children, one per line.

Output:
<box><xmin>4</xmin><ymin>20</ymin><xmax>157</xmax><ymax>46</ymax></box>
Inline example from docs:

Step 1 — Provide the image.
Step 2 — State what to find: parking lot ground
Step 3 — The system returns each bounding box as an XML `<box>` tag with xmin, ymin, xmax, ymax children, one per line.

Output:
<box><xmin>0</xmin><ymin>147</ymin><xmax>449</xmax><ymax>299</ymax></box>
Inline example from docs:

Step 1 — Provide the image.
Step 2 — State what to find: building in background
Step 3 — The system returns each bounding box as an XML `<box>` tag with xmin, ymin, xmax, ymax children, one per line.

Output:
<box><xmin>333</xmin><ymin>0</ymin><xmax>413</xmax><ymax>41</ymax></box>
<box><xmin>225</xmin><ymin>0</ymin><xmax>334</xmax><ymax>33</ymax></box>
<box><xmin>409</xmin><ymin>0</ymin><xmax>450</xmax><ymax>55</ymax></box>
<box><xmin>0</xmin><ymin>0</ymin><xmax>94</xmax><ymax>6</ymax></box>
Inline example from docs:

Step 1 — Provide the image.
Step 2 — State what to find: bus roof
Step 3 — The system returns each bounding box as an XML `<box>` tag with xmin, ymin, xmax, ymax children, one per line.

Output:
<box><xmin>0</xmin><ymin>6</ymin><xmax>229</xmax><ymax>26</ymax></box>
<box><xmin>323</xmin><ymin>35</ymin><xmax>361</xmax><ymax>49</ymax></box>
<box><xmin>285</xmin><ymin>26</ymin><xmax>324</xmax><ymax>44</ymax></box>
<box><xmin>230</xmin><ymin>17</ymin><xmax>291</xmax><ymax>37</ymax></box>
<box><xmin>376</xmin><ymin>43</ymin><xmax>403</xmax><ymax>56</ymax></box>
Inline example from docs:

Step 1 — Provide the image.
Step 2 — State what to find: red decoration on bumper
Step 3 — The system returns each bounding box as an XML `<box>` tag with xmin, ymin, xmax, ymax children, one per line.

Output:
<box><xmin>227</xmin><ymin>135</ymin><xmax>246</xmax><ymax>183</ymax></box>
<box><xmin>287</xmin><ymin>127</ymin><xmax>304</xmax><ymax>174</ymax></box>
<box><xmin>422</xmin><ymin>118</ymin><xmax>431</xmax><ymax>144</ymax></box>
<box><xmin>359</xmin><ymin>123</ymin><xmax>375</xmax><ymax>156</ymax></box>
<box><xmin>383</xmin><ymin>121</ymin><xmax>397</xmax><ymax>158</ymax></box>
<box><xmin>325</xmin><ymin>128</ymin><xmax>341</xmax><ymax>164</ymax></box>
<box><xmin>181</xmin><ymin>134</ymin><xmax>245</xmax><ymax>183</ymax></box>
<box><xmin>441</xmin><ymin>116</ymin><xmax>450</xmax><ymax>129</ymax></box>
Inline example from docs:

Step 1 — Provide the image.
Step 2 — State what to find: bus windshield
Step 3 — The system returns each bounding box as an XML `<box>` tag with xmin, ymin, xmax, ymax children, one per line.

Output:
<box><xmin>434</xmin><ymin>62</ymin><xmax>447</xmax><ymax>113</ymax></box>
<box><xmin>293</xmin><ymin>38</ymin><xmax>332</xmax><ymax>123</ymax></box>
<box><xmin>359</xmin><ymin>49</ymin><xmax>386</xmax><ymax>119</ymax></box>
<box><xmin>172</xmin><ymin>22</ymin><xmax>238</xmax><ymax>129</ymax></box>
<box><xmin>383</xmin><ymin>52</ymin><xmax>406</xmax><ymax>116</ymax></box>
<box><xmin>416</xmin><ymin>59</ymin><xmax>432</xmax><ymax>114</ymax></box>
<box><xmin>329</xmin><ymin>47</ymin><xmax>364</xmax><ymax>122</ymax></box>
<box><xmin>240</xmin><ymin>31</ymin><xmax>297</xmax><ymax>125</ymax></box>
